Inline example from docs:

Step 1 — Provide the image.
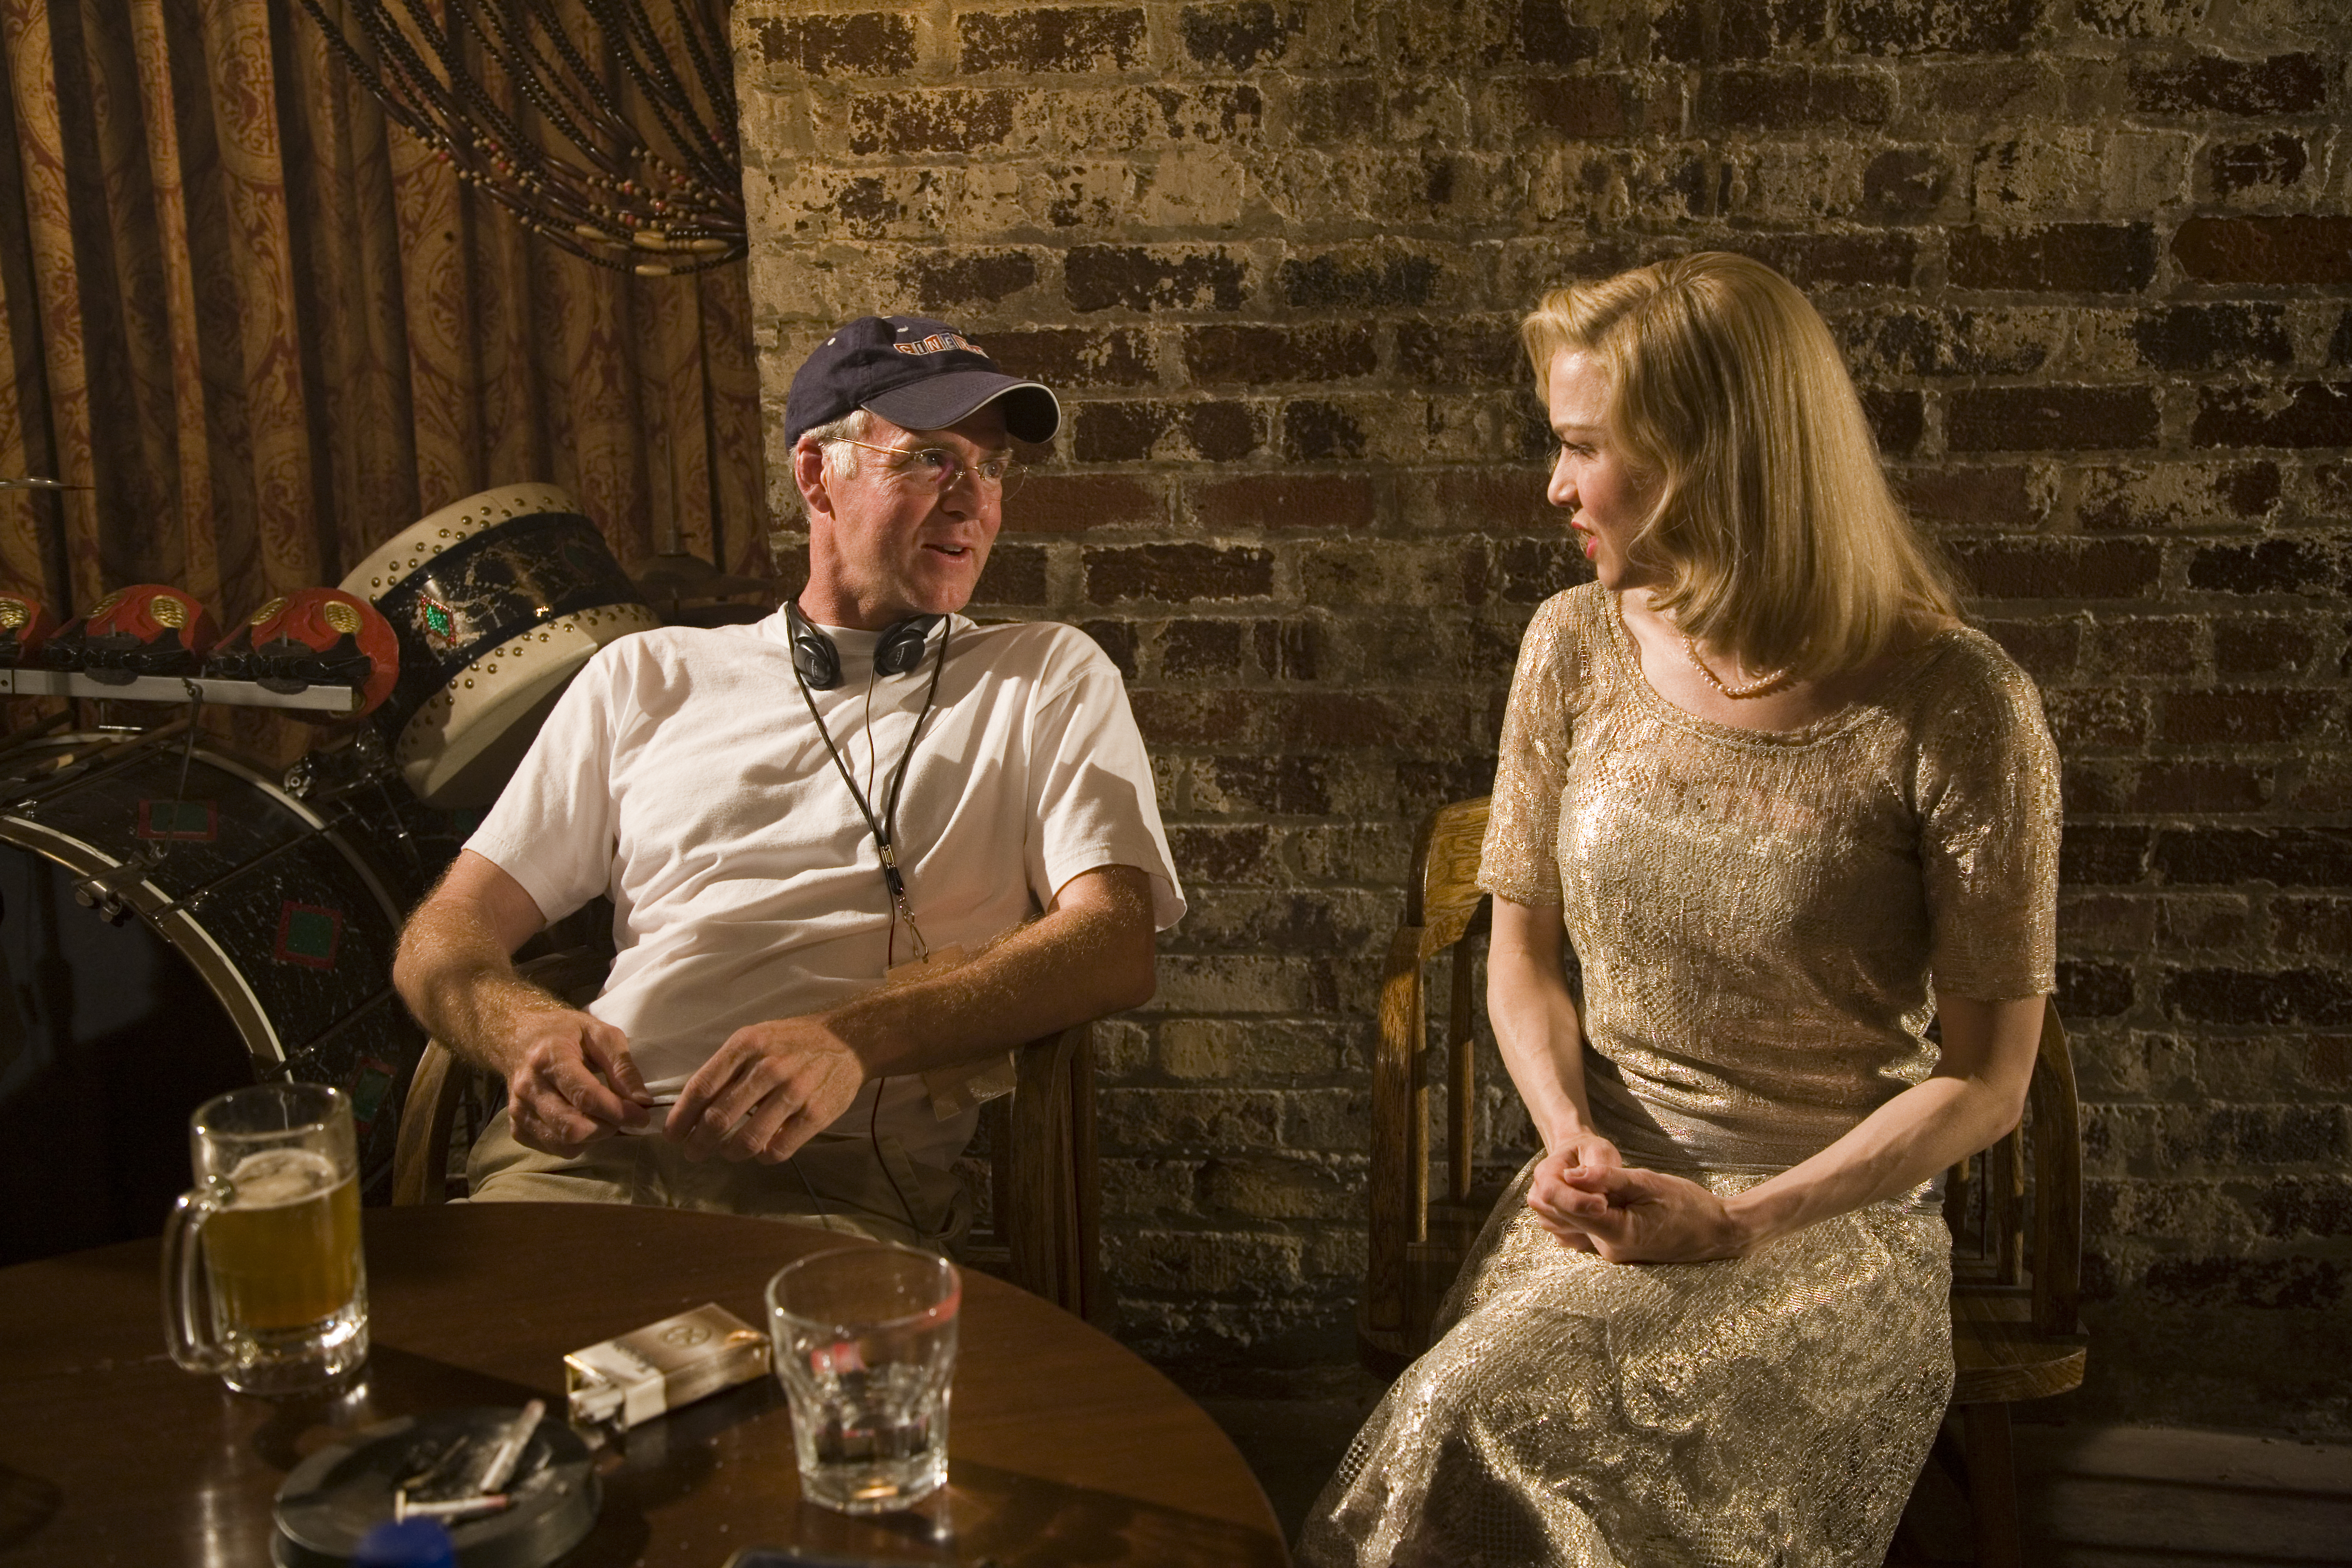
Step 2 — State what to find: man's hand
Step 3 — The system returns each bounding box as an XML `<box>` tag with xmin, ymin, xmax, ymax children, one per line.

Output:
<box><xmin>666</xmin><ymin>1017</ymin><xmax>867</xmax><ymax>1164</ymax></box>
<box><xmin>502</xmin><ymin>1006</ymin><xmax>653</xmax><ymax>1157</ymax></box>
<box><xmin>1527</xmin><ymin>1155</ymin><xmax>1753</xmax><ymax>1264</ymax></box>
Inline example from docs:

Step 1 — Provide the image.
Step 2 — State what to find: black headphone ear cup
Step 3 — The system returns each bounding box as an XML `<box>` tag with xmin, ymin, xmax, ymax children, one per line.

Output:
<box><xmin>874</xmin><ymin>614</ymin><xmax>941</xmax><ymax>677</ymax></box>
<box><xmin>785</xmin><ymin>603</ymin><xmax>843</xmax><ymax>689</ymax></box>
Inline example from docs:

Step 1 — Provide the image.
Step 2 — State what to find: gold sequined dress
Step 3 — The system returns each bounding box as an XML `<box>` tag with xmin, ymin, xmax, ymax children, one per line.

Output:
<box><xmin>1299</xmin><ymin>584</ymin><xmax>2060</xmax><ymax>1568</ymax></box>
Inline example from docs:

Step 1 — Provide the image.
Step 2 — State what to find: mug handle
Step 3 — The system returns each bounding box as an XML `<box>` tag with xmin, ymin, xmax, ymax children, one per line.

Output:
<box><xmin>161</xmin><ymin>1178</ymin><xmax>233</xmax><ymax>1373</ymax></box>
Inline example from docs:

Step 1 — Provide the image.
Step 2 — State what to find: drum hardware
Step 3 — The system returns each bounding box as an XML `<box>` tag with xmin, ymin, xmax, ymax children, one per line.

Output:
<box><xmin>0</xmin><ymin>707</ymin><xmax>74</xmax><ymax>764</ymax></box>
<box><xmin>274</xmin><ymin>984</ymin><xmax>404</xmax><ymax>1078</ymax></box>
<box><xmin>141</xmin><ymin>809</ymin><xmax>367</xmax><ymax>922</ymax></box>
<box><xmin>0</xmin><ymin>720</ymin><xmax>190</xmax><ymax>813</ymax></box>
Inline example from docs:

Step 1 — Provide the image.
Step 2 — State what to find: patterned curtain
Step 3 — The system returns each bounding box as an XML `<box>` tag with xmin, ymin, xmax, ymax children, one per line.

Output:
<box><xmin>0</xmin><ymin>0</ymin><xmax>764</xmax><ymax>760</ymax></box>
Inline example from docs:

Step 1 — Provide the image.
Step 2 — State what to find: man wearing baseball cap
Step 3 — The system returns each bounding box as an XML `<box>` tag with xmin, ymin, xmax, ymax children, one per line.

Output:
<box><xmin>395</xmin><ymin>316</ymin><xmax>1184</xmax><ymax>1242</ymax></box>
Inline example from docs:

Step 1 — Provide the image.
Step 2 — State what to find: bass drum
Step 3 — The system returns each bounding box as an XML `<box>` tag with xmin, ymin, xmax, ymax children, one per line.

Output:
<box><xmin>342</xmin><ymin>483</ymin><xmax>658</xmax><ymax>809</ymax></box>
<box><xmin>0</xmin><ymin>731</ymin><xmax>424</xmax><ymax>1265</ymax></box>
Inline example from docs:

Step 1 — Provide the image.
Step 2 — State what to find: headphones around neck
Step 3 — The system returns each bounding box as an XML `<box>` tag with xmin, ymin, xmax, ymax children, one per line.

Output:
<box><xmin>785</xmin><ymin>601</ymin><xmax>943</xmax><ymax>690</ymax></box>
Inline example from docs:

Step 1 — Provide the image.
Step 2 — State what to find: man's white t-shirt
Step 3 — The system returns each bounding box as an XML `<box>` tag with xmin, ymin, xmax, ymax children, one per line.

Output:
<box><xmin>466</xmin><ymin>610</ymin><xmax>1184</xmax><ymax>1168</ymax></box>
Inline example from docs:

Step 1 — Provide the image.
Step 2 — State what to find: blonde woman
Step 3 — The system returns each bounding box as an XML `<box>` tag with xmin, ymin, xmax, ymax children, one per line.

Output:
<box><xmin>1298</xmin><ymin>253</ymin><xmax>2060</xmax><ymax>1567</ymax></box>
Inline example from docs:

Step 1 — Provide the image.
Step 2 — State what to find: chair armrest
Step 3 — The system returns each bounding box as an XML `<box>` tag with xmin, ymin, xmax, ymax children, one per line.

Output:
<box><xmin>390</xmin><ymin>1040</ymin><xmax>463</xmax><ymax>1206</ymax></box>
<box><xmin>1364</xmin><ymin>926</ymin><xmax>1428</xmax><ymax>1336</ymax></box>
<box><xmin>999</xmin><ymin>1023</ymin><xmax>1102</xmax><ymax>1324</ymax></box>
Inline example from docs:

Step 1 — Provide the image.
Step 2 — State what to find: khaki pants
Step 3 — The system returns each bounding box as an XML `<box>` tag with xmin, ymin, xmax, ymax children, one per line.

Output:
<box><xmin>465</xmin><ymin>1110</ymin><xmax>971</xmax><ymax>1251</ymax></box>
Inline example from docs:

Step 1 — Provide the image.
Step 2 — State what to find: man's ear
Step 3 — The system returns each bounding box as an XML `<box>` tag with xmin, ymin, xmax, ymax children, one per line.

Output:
<box><xmin>793</xmin><ymin>437</ymin><xmax>836</xmax><ymax>526</ymax></box>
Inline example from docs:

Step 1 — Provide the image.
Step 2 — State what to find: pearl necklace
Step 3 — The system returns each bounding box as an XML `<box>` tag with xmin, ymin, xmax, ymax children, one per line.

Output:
<box><xmin>1680</xmin><ymin>633</ymin><xmax>1793</xmax><ymax>700</ymax></box>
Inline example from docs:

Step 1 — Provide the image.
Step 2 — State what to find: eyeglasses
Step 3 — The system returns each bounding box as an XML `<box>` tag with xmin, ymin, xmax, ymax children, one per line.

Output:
<box><xmin>829</xmin><ymin>438</ymin><xmax>1025</xmax><ymax>500</ymax></box>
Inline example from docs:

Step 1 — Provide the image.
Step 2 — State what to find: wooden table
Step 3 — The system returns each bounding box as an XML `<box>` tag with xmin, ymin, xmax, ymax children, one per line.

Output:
<box><xmin>0</xmin><ymin>1204</ymin><xmax>1289</xmax><ymax>1566</ymax></box>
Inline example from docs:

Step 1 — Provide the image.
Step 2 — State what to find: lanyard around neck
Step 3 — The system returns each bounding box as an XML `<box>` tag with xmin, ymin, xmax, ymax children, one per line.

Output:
<box><xmin>793</xmin><ymin>620</ymin><xmax>953</xmax><ymax>958</ymax></box>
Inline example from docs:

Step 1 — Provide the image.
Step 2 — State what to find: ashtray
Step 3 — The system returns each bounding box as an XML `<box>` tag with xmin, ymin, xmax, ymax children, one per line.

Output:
<box><xmin>272</xmin><ymin>1406</ymin><xmax>600</xmax><ymax>1568</ymax></box>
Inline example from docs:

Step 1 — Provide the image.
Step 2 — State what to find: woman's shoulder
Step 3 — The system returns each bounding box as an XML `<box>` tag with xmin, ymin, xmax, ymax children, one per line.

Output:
<box><xmin>1517</xmin><ymin>582</ymin><xmax>1609</xmax><ymax>680</ymax></box>
<box><xmin>1888</xmin><ymin>620</ymin><xmax>2053</xmax><ymax>736</ymax></box>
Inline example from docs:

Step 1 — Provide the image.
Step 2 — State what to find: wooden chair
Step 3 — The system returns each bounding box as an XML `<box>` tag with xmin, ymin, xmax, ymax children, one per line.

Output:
<box><xmin>389</xmin><ymin>950</ymin><xmax>1106</xmax><ymax>1324</ymax></box>
<box><xmin>1359</xmin><ymin>797</ymin><xmax>2087</xmax><ymax>1568</ymax></box>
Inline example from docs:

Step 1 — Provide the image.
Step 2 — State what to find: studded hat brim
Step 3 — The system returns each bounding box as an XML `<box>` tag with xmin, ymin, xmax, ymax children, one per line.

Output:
<box><xmin>864</xmin><ymin>372</ymin><xmax>1061</xmax><ymax>444</ymax></box>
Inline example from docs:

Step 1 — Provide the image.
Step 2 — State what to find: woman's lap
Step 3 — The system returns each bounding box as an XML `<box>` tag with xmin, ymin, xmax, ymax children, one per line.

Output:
<box><xmin>1298</xmin><ymin>1166</ymin><xmax>1952</xmax><ymax>1568</ymax></box>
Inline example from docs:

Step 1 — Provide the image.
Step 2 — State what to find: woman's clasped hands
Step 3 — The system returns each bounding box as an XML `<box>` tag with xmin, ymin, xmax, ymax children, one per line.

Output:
<box><xmin>1527</xmin><ymin>1133</ymin><xmax>1760</xmax><ymax>1264</ymax></box>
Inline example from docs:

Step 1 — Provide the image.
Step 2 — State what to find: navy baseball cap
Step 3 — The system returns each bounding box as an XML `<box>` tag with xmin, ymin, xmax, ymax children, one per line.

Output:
<box><xmin>784</xmin><ymin>315</ymin><xmax>1061</xmax><ymax>447</ymax></box>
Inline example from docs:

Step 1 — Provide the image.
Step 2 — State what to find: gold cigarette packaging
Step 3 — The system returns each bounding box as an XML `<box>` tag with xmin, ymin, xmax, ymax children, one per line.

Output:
<box><xmin>565</xmin><ymin>1303</ymin><xmax>771</xmax><ymax>1430</ymax></box>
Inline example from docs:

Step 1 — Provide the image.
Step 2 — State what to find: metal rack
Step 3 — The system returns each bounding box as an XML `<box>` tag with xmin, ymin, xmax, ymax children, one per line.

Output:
<box><xmin>0</xmin><ymin>669</ymin><xmax>359</xmax><ymax>714</ymax></box>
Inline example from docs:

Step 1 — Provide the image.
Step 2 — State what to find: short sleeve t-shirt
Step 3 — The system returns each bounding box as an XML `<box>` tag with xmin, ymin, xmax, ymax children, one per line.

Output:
<box><xmin>466</xmin><ymin>610</ymin><xmax>1184</xmax><ymax>1167</ymax></box>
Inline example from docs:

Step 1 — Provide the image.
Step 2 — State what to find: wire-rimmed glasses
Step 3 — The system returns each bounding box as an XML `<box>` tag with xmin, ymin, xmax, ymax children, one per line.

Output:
<box><xmin>830</xmin><ymin>437</ymin><xmax>1026</xmax><ymax>500</ymax></box>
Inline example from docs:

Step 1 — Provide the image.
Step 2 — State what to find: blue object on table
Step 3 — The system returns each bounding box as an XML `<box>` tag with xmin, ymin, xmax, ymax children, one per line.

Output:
<box><xmin>353</xmin><ymin>1517</ymin><xmax>457</xmax><ymax>1567</ymax></box>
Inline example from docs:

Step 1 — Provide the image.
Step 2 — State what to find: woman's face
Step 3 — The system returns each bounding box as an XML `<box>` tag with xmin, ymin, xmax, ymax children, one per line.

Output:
<box><xmin>1544</xmin><ymin>349</ymin><xmax>1657</xmax><ymax>592</ymax></box>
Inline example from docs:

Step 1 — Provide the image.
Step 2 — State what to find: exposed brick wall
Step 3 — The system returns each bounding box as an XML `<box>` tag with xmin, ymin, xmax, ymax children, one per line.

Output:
<box><xmin>733</xmin><ymin>0</ymin><xmax>2351</xmax><ymax>1431</ymax></box>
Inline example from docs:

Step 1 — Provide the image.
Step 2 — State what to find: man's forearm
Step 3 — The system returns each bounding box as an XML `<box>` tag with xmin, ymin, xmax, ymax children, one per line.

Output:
<box><xmin>822</xmin><ymin>865</ymin><xmax>1157</xmax><ymax>1078</ymax></box>
<box><xmin>393</xmin><ymin>901</ymin><xmax>561</xmax><ymax>1077</ymax></box>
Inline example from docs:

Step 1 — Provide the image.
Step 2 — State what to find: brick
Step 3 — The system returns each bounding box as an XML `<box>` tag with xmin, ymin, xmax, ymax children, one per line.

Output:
<box><xmin>1282</xmin><ymin>400</ymin><xmax>1367</xmax><ymax>460</ymax></box>
<box><xmin>2089</xmin><ymin>615</ymin><xmax>2202</xmax><ymax>674</ymax></box>
<box><xmin>2057</xmin><ymin>959</ymin><xmax>2136</xmax><ymax>1019</ymax></box>
<box><xmin>2187</xmin><ymin>538</ymin><xmax>2339</xmax><ymax>597</ymax></box>
<box><xmin>1131</xmin><ymin>689</ymin><xmax>1260</xmax><ymax>745</ymax></box>
<box><xmin>849</xmin><ymin>90</ymin><xmax>1017</xmax><ymax>155</ymax></box>
<box><xmin>2070</xmin><ymin>761</ymin><xmax>2273</xmax><ymax>813</ymax></box>
<box><xmin>1180</xmin><ymin>2</ymin><xmax>1307</xmax><ymax>68</ymax></box>
<box><xmin>1863</xmin><ymin>149</ymin><xmax>1954</xmax><ymax>221</ymax></box>
<box><xmin>1845</xmin><ymin>0</ymin><xmax>2035</xmax><ymax>54</ymax></box>
<box><xmin>2044</xmin><ymin>687</ymin><xmax>2150</xmax><ymax>748</ymax></box>
<box><xmin>1947</xmin><ymin>538</ymin><xmax>2162</xmax><ymax>599</ymax></box>
<box><xmin>971</xmin><ymin>542</ymin><xmax>1048</xmax><ymax>604</ymax></box>
<box><xmin>2060</xmin><ymin>893</ymin><xmax>2158</xmax><ymax>949</ymax></box>
<box><xmin>1977</xmin><ymin>616</ymin><xmax>2081</xmax><ymax>680</ymax></box>
<box><xmin>1278</xmin><ymin>253</ymin><xmax>1444</xmax><ymax>311</ymax></box>
<box><xmin>1653</xmin><ymin>0</ymin><xmax>1829</xmax><ymax>62</ymax></box>
<box><xmin>1861</xmin><ymin>389</ymin><xmax>1924</xmax><ymax>456</ymax></box>
<box><xmin>1711</xmin><ymin>67</ymin><xmax>1893</xmax><ymax>129</ymax></box>
<box><xmin>960</xmin><ymin>7</ymin><xmax>1146</xmax><ymax>73</ymax></box>
<box><xmin>747</xmin><ymin>12</ymin><xmax>916</xmax><ymax>74</ymax></box>
<box><xmin>2191</xmin><ymin>384</ymin><xmax>2352</xmax><ymax>451</ymax></box>
<box><xmin>2143</xmin><ymin>1256</ymin><xmax>2344</xmax><ymax>1311</ymax></box>
<box><xmin>898</xmin><ymin>249</ymin><xmax>1040</xmax><ymax>311</ymax></box>
<box><xmin>1201</xmin><ymin>1156</ymin><xmax>1357</xmax><ymax>1221</ymax></box>
<box><xmin>1842</xmin><ymin>308</ymin><xmax>2059</xmax><ymax>376</ymax></box>
<box><xmin>1168</xmin><ymin>823</ymin><xmax>1275</xmax><ymax>881</ymax></box>
<box><xmin>1190</xmin><ymin>474</ymin><xmax>1377</xmax><ymax>530</ymax></box>
<box><xmin>1395</xmin><ymin>320</ymin><xmax>1524</xmax><ymax>387</ymax></box>
<box><xmin>1500</xmin><ymin>537</ymin><xmax>1593</xmax><ymax>602</ymax></box>
<box><xmin>1284</xmin><ymin>77</ymin><xmax>1381</xmax><ymax>142</ymax></box>
<box><xmin>1183</xmin><ymin>324</ymin><xmax>1376</xmax><ymax>387</ymax></box>
<box><xmin>2129</xmin><ymin>305</ymin><xmax>2292</xmax><ymax>374</ymax></box>
<box><xmin>1427</xmin><ymin>470</ymin><xmax>1562</xmax><ymax>533</ymax></box>
<box><xmin>1010</xmin><ymin>474</ymin><xmax>1162</xmax><ymax>534</ymax></box>
<box><xmin>2159</xmin><ymin>894</ymin><xmax>2252</xmax><ymax>950</ymax></box>
<box><xmin>1073</xmin><ymin>400</ymin><xmax>1260</xmax><ymax>463</ymax></box>
<box><xmin>1080</xmin><ymin>618</ymin><xmax>1138</xmax><ymax>677</ymax></box>
<box><xmin>1084</xmin><ymin>543</ymin><xmax>1274</xmax><ymax>603</ymax></box>
<box><xmin>2160</xmin><ymin>689</ymin><xmax>2334</xmax><ymax>745</ymax></box>
<box><xmin>1946</xmin><ymin>388</ymin><xmax>2160</xmax><ymax>453</ymax></box>
<box><xmin>2333</xmin><ymin>313</ymin><xmax>2352</xmax><ymax>370</ymax></box>
<box><xmin>2173</xmin><ymin>218</ymin><xmax>2352</xmax><ymax>286</ymax></box>
<box><xmin>2214</xmin><ymin>618</ymin><xmax>2318</xmax><ymax>675</ymax></box>
<box><xmin>2274</xmin><ymin>897</ymin><xmax>2352</xmax><ymax>960</ymax></box>
<box><xmin>2154</xmin><ymin>828</ymin><xmax>2352</xmax><ymax>886</ymax></box>
<box><xmin>1067</xmin><ymin>247</ymin><xmax>1251</xmax><ymax>314</ymax></box>
<box><xmin>1894</xmin><ymin>466</ymin><xmax>2045</xmax><ymax>530</ymax></box>
<box><xmin>1159</xmin><ymin>620</ymin><xmax>1249</xmax><ymax>680</ymax></box>
<box><xmin>2163</xmin><ymin>970</ymin><xmax>2352</xmax><ymax>1030</ymax></box>
<box><xmin>2211</xmin><ymin>133</ymin><xmax>2311</xmax><ymax>199</ymax></box>
<box><xmin>1201</xmin><ymin>755</ymin><xmax>1336</xmax><ymax>815</ymax></box>
<box><xmin>1512</xmin><ymin>0</ymin><xmax>1604</xmax><ymax>65</ymax></box>
<box><xmin>2062</xmin><ymin>823</ymin><xmax>2152</xmax><ymax>886</ymax></box>
<box><xmin>2077</xmin><ymin>464</ymin><xmax>2281</xmax><ymax>533</ymax></box>
<box><xmin>1731</xmin><ymin>232</ymin><xmax>1918</xmax><ymax>289</ymax></box>
<box><xmin>980</xmin><ymin>327</ymin><xmax>1156</xmax><ymax>388</ymax></box>
<box><xmin>2128</xmin><ymin>53</ymin><xmax>2329</xmax><ymax>117</ymax></box>
<box><xmin>1916</xmin><ymin>60</ymin><xmax>2054</xmax><ymax>117</ymax></box>
<box><xmin>1947</xmin><ymin>224</ymin><xmax>2159</xmax><ymax>293</ymax></box>
<box><xmin>1511</xmin><ymin>76</ymin><xmax>1634</xmax><ymax>138</ymax></box>
<box><xmin>2250</xmin><ymin>1178</ymin><xmax>2352</xmax><ymax>1240</ymax></box>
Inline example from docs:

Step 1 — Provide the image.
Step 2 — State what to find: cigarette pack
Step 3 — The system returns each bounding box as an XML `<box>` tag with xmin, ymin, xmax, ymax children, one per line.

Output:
<box><xmin>565</xmin><ymin>1303</ymin><xmax>771</xmax><ymax>1430</ymax></box>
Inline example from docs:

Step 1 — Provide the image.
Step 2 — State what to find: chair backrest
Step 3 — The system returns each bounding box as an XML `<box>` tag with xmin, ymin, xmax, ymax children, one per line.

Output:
<box><xmin>1361</xmin><ymin>796</ymin><xmax>2084</xmax><ymax>1364</ymax></box>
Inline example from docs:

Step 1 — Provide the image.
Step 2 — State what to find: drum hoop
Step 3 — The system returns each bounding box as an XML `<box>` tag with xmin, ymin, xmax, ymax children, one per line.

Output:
<box><xmin>371</xmin><ymin>511</ymin><xmax>645</xmax><ymax>745</ymax></box>
<box><xmin>0</xmin><ymin>735</ymin><xmax>412</xmax><ymax>1074</ymax></box>
<box><xmin>0</xmin><ymin>816</ymin><xmax>283</xmax><ymax>1067</ymax></box>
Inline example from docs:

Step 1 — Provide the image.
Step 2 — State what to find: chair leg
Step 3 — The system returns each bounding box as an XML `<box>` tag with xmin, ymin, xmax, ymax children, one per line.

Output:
<box><xmin>1962</xmin><ymin>1402</ymin><xmax>2021</xmax><ymax>1568</ymax></box>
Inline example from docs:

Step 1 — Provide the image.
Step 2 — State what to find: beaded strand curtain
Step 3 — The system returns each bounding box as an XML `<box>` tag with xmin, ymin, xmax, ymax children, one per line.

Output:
<box><xmin>0</xmin><ymin>0</ymin><xmax>764</xmax><ymax>761</ymax></box>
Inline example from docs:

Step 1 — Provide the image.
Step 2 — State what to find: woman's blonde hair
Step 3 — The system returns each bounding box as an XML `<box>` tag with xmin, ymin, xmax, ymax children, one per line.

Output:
<box><xmin>1521</xmin><ymin>251</ymin><xmax>1962</xmax><ymax>678</ymax></box>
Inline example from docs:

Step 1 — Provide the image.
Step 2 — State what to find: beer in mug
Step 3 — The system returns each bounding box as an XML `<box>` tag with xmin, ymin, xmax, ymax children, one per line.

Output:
<box><xmin>164</xmin><ymin>1083</ymin><xmax>368</xmax><ymax>1395</ymax></box>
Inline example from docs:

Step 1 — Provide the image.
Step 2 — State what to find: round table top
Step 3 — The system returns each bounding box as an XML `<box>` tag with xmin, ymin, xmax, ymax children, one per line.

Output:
<box><xmin>0</xmin><ymin>1202</ymin><xmax>1288</xmax><ymax>1567</ymax></box>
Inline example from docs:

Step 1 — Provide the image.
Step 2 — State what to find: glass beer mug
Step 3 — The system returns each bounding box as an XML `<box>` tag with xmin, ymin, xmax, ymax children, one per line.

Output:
<box><xmin>163</xmin><ymin>1082</ymin><xmax>368</xmax><ymax>1395</ymax></box>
